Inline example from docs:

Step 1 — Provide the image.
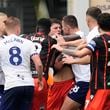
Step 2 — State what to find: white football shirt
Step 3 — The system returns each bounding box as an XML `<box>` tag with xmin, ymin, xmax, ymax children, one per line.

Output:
<box><xmin>71</xmin><ymin>31</ymin><xmax>90</xmax><ymax>82</ymax></box>
<box><xmin>0</xmin><ymin>34</ymin><xmax>38</xmax><ymax>90</ymax></box>
<box><xmin>86</xmin><ymin>26</ymin><xmax>100</xmax><ymax>43</ymax></box>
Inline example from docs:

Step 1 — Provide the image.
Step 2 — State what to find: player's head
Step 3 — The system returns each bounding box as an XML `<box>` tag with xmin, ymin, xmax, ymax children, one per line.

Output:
<box><xmin>4</xmin><ymin>16</ymin><xmax>21</xmax><ymax>36</ymax></box>
<box><xmin>62</xmin><ymin>15</ymin><xmax>78</xmax><ymax>35</ymax></box>
<box><xmin>36</xmin><ymin>18</ymin><xmax>51</xmax><ymax>35</ymax></box>
<box><xmin>49</xmin><ymin>18</ymin><xmax>62</xmax><ymax>36</ymax></box>
<box><xmin>0</xmin><ymin>12</ymin><xmax>8</xmax><ymax>35</ymax></box>
<box><xmin>86</xmin><ymin>7</ymin><xmax>102</xmax><ymax>30</ymax></box>
<box><xmin>97</xmin><ymin>13</ymin><xmax>110</xmax><ymax>32</ymax></box>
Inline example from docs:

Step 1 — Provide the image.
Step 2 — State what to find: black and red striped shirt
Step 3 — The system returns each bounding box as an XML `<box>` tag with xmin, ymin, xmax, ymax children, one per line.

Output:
<box><xmin>21</xmin><ymin>33</ymin><xmax>57</xmax><ymax>79</ymax></box>
<box><xmin>87</xmin><ymin>33</ymin><xmax>110</xmax><ymax>95</ymax></box>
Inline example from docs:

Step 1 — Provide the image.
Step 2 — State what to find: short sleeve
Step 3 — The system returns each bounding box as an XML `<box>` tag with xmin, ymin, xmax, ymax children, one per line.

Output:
<box><xmin>86</xmin><ymin>39</ymin><xmax>96</xmax><ymax>52</ymax></box>
<box><xmin>29</xmin><ymin>41</ymin><xmax>38</xmax><ymax>57</ymax></box>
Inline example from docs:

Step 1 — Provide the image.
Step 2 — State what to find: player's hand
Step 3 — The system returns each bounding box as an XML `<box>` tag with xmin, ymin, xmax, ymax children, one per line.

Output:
<box><xmin>76</xmin><ymin>39</ymin><xmax>87</xmax><ymax>50</ymax></box>
<box><xmin>62</xmin><ymin>55</ymin><xmax>75</xmax><ymax>64</ymax></box>
<box><xmin>37</xmin><ymin>79</ymin><xmax>44</xmax><ymax>91</ymax></box>
<box><xmin>76</xmin><ymin>43</ymin><xmax>87</xmax><ymax>50</ymax></box>
<box><xmin>55</xmin><ymin>34</ymin><xmax>65</xmax><ymax>45</ymax></box>
<box><xmin>51</xmin><ymin>34</ymin><xmax>65</xmax><ymax>44</ymax></box>
<box><xmin>59</xmin><ymin>41</ymin><xmax>68</xmax><ymax>46</ymax></box>
<box><xmin>80</xmin><ymin>39</ymin><xmax>86</xmax><ymax>45</ymax></box>
<box><xmin>51</xmin><ymin>44</ymin><xmax>63</xmax><ymax>52</ymax></box>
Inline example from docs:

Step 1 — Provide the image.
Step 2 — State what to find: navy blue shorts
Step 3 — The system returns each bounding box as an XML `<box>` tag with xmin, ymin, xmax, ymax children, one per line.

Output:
<box><xmin>68</xmin><ymin>81</ymin><xmax>89</xmax><ymax>106</ymax></box>
<box><xmin>1</xmin><ymin>86</ymin><xmax>34</xmax><ymax>110</ymax></box>
<box><xmin>0</xmin><ymin>85</ymin><xmax>4</xmax><ymax>107</ymax></box>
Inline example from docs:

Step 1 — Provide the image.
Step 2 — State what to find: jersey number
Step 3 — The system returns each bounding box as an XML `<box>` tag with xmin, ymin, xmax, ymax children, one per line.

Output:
<box><xmin>9</xmin><ymin>46</ymin><xmax>22</xmax><ymax>65</ymax></box>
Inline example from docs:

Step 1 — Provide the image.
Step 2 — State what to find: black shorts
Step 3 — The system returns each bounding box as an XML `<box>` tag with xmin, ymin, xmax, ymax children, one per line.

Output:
<box><xmin>1</xmin><ymin>86</ymin><xmax>34</xmax><ymax>110</ymax></box>
<box><xmin>68</xmin><ymin>81</ymin><xmax>89</xmax><ymax>106</ymax></box>
<box><xmin>0</xmin><ymin>85</ymin><xmax>4</xmax><ymax>107</ymax></box>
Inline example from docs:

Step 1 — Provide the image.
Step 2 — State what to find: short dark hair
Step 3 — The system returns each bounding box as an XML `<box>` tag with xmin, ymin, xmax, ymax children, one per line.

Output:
<box><xmin>62</xmin><ymin>15</ymin><xmax>78</xmax><ymax>28</ymax></box>
<box><xmin>36</xmin><ymin>18</ymin><xmax>51</xmax><ymax>35</ymax></box>
<box><xmin>97</xmin><ymin>13</ymin><xmax>110</xmax><ymax>31</ymax></box>
<box><xmin>50</xmin><ymin>18</ymin><xmax>61</xmax><ymax>26</ymax></box>
<box><xmin>86</xmin><ymin>7</ymin><xmax>102</xmax><ymax>20</ymax></box>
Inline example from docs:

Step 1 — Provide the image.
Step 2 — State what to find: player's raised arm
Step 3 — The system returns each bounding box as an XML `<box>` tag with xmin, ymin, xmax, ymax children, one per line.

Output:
<box><xmin>52</xmin><ymin>43</ymin><xmax>92</xmax><ymax>57</ymax></box>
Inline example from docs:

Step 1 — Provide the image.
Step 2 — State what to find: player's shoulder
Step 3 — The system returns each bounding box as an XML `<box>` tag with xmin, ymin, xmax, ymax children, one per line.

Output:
<box><xmin>18</xmin><ymin>34</ymin><xmax>31</xmax><ymax>40</ymax></box>
<box><xmin>19</xmin><ymin>33</ymin><xmax>33</xmax><ymax>40</ymax></box>
<box><xmin>20</xmin><ymin>36</ymin><xmax>34</xmax><ymax>45</ymax></box>
<box><xmin>12</xmin><ymin>34</ymin><xmax>34</xmax><ymax>45</ymax></box>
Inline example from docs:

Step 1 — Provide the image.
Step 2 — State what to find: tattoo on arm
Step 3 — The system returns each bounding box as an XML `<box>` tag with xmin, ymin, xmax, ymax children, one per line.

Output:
<box><xmin>62</xmin><ymin>48</ymin><xmax>77</xmax><ymax>56</ymax></box>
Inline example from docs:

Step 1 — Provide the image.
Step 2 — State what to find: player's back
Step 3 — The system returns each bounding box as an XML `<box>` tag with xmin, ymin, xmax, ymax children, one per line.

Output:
<box><xmin>0</xmin><ymin>34</ymin><xmax>36</xmax><ymax>90</ymax></box>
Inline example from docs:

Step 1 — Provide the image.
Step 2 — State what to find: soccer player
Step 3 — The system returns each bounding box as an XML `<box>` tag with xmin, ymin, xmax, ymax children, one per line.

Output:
<box><xmin>0</xmin><ymin>16</ymin><xmax>43</xmax><ymax>110</ymax></box>
<box><xmin>49</xmin><ymin>15</ymin><xmax>90</xmax><ymax>110</ymax></box>
<box><xmin>86</xmin><ymin>7</ymin><xmax>102</xmax><ymax>43</ymax></box>
<box><xmin>52</xmin><ymin>13</ymin><xmax>110</xmax><ymax>110</ymax></box>
<box><xmin>21</xmin><ymin>18</ymin><xmax>57</xmax><ymax>110</ymax></box>
<box><xmin>31</xmin><ymin>18</ymin><xmax>53</xmax><ymax>110</ymax></box>
<box><xmin>47</xmin><ymin>17</ymin><xmax>74</xmax><ymax>109</ymax></box>
<box><xmin>61</xmin><ymin>15</ymin><xmax>90</xmax><ymax>110</ymax></box>
<box><xmin>49</xmin><ymin>18</ymin><xmax>62</xmax><ymax>37</ymax></box>
<box><xmin>0</xmin><ymin>12</ymin><xmax>8</xmax><ymax>106</ymax></box>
